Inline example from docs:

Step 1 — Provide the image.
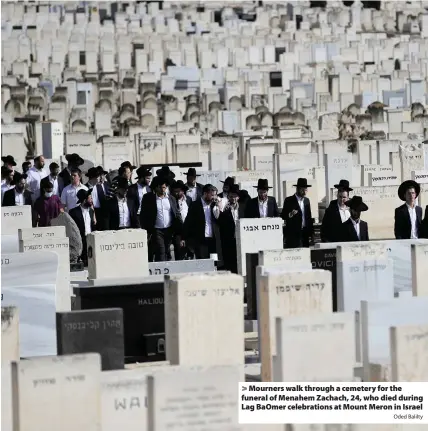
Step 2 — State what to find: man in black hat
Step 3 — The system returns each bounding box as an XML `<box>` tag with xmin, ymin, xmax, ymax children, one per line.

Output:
<box><xmin>140</xmin><ymin>176</ymin><xmax>183</xmax><ymax>262</ymax></box>
<box><xmin>2</xmin><ymin>172</ymin><xmax>33</xmax><ymax>208</ymax></box>
<box><xmin>171</xmin><ymin>180</ymin><xmax>192</xmax><ymax>260</ymax></box>
<box><xmin>1</xmin><ymin>167</ymin><xmax>15</xmax><ymax>203</ymax></box>
<box><xmin>69</xmin><ymin>189</ymin><xmax>97</xmax><ymax>266</ymax></box>
<box><xmin>244</xmin><ymin>179</ymin><xmax>279</xmax><ymax>219</ymax></box>
<box><xmin>22</xmin><ymin>161</ymin><xmax>31</xmax><ymax>175</ymax></box>
<box><xmin>214</xmin><ymin>184</ymin><xmax>244</xmax><ymax>273</ymax></box>
<box><xmin>121</xmin><ymin>161</ymin><xmax>137</xmax><ymax>182</ymax></box>
<box><xmin>27</xmin><ymin>155</ymin><xmax>48</xmax><ymax>201</ymax></box>
<box><xmin>394</xmin><ymin>180</ymin><xmax>423</xmax><ymax>239</ymax></box>
<box><xmin>183</xmin><ymin>168</ymin><xmax>203</xmax><ymax>202</ymax></box>
<box><xmin>127</xmin><ymin>166</ymin><xmax>152</xmax><ymax>215</ymax></box>
<box><xmin>421</xmin><ymin>206</ymin><xmax>428</xmax><ymax>239</ymax></box>
<box><xmin>59</xmin><ymin>153</ymin><xmax>85</xmax><ymax>188</ymax></box>
<box><xmin>85</xmin><ymin>167</ymin><xmax>100</xmax><ymax>190</ymax></box>
<box><xmin>104</xmin><ymin>177</ymin><xmax>140</xmax><ymax>230</ymax></box>
<box><xmin>2</xmin><ymin>155</ymin><xmax>19</xmax><ymax>175</ymax></box>
<box><xmin>321</xmin><ymin>179</ymin><xmax>353</xmax><ymax>242</ymax></box>
<box><xmin>91</xmin><ymin>166</ymin><xmax>110</xmax><ymax>230</ymax></box>
<box><xmin>218</xmin><ymin>177</ymin><xmax>235</xmax><ymax>201</ymax></box>
<box><xmin>40</xmin><ymin>162</ymin><xmax>63</xmax><ymax>197</ymax></box>
<box><xmin>281</xmin><ymin>178</ymin><xmax>314</xmax><ymax>248</ymax></box>
<box><xmin>337</xmin><ymin>196</ymin><xmax>369</xmax><ymax>242</ymax></box>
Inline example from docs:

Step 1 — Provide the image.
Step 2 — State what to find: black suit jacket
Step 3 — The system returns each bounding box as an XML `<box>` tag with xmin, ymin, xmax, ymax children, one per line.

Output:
<box><xmin>281</xmin><ymin>195</ymin><xmax>314</xmax><ymax>237</ymax></box>
<box><xmin>105</xmin><ymin>196</ymin><xmax>139</xmax><ymax>230</ymax></box>
<box><xmin>58</xmin><ymin>168</ymin><xmax>71</xmax><ymax>188</ymax></box>
<box><xmin>69</xmin><ymin>206</ymin><xmax>96</xmax><ymax>240</ymax></box>
<box><xmin>321</xmin><ymin>199</ymin><xmax>343</xmax><ymax>242</ymax></box>
<box><xmin>187</xmin><ymin>183</ymin><xmax>204</xmax><ymax>201</ymax></box>
<box><xmin>244</xmin><ymin>196</ymin><xmax>280</xmax><ymax>218</ymax></box>
<box><xmin>140</xmin><ymin>192</ymin><xmax>182</xmax><ymax>234</ymax></box>
<box><xmin>338</xmin><ymin>218</ymin><xmax>369</xmax><ymax>242</ymax></box>
<box><xmin>394</xmin><ymin>204</ymin><xmax>423</xmax><ymax>239</ymax></box>
<box><xmin>216</xmin><ymin>204</ymin><xmax>245</xmax><ymax>239</ymax></box>
<box><xmin>420</xmin><ymin>205</ymin><xmax>428</xmax><ymax>239</ymax></box>
<box><xmin>183</xmin><ymin>198</ymin><xmax>216</xmax><ymax>242</ymax></box>
<box><xmin>2</xmin><ymin>189</ymin><xmax>32</xmax><ymax>207</ymax></box>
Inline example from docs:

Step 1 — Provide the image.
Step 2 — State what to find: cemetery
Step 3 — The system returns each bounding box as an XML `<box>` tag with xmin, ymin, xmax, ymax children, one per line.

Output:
<box><xmin>2</xmin><ymin>0</ymin><xmax>428</xmax><ymax>430</ymax></box>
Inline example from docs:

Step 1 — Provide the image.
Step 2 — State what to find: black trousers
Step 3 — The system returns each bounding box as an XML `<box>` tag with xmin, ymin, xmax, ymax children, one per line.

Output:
<box><xmin>152</xmin><ymin>227</ymin><xmax>174</xmax><ymax>262</ymax></box>
<box><xmin>285</xmin><ymin>227</ymin><xmax>311</xmax><ymax>249</ymax></box>
<box><xmin>194</xmin><ymin>237</ymin><xmax>216</xmax><ymax>259</ymax></box>
<box><xmin>221</xmin><ymin>238</ymin><xmax>238</xmax><ymax>274</ymax></box>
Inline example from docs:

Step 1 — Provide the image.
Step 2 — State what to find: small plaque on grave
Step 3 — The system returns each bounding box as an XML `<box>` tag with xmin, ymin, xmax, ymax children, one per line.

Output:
<box><xmin>56</xmin><ymin>308</ymin><xmax>125</xmax><ymax>370</ymax></box>
<box><xmin>311</xmin><ymin>248</ymin><xmax>337</xmax><ymax>311</ymax></box>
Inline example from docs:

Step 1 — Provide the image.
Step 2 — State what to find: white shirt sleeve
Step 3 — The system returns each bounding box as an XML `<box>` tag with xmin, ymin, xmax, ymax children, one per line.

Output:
<box><xmin>213</xmin><ymin>205</ymin><xmax>221</xmax><ymax>219</ymax></box>
<box><xmin>60</xmin><ymin>186</ymin><xmax>68</xmax><ymax>206</ymax></box>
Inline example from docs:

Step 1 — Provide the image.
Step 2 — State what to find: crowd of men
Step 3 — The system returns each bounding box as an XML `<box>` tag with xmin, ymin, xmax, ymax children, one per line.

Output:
<box><xmin>2</xmin><ymin>153</ymin><xmax>428</xmax><ymax>273</ymax></box>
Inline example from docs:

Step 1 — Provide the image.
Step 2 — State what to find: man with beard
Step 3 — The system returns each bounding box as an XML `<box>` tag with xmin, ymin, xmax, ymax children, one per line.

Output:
<box><xmin>244</xmin><ymin>179</ymin><xmax>279</xmax><ymax>218</ymax></box>
<box><xmin>2</xmin><ymin>155</ymin><xmax>19</xmax><ymax>176</ymax></box>
<box><xmin>27</xmin><ymin>155</ymin><xmax>48</xmax><ymax>201</ymax></box>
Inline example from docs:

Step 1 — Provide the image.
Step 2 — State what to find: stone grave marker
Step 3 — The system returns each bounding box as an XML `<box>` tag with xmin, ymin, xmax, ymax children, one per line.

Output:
<box><xmin>56</xmin><ymin>308</ymin><xmax>125</xmax><ymax>370</ymax></box>
<box><xmin>1</xmin><ymin>306</ymin><xmax>19</xmax><ymax>363</ymax></box>
<box><xmin>361</xmin><ymin>297</ymin><xmax>428</xmax><ymax>381</ymax></box>
<box><xmin>258</xmin><ymin>269</ymin><xmax>333</xmax><ymax>382</ymax></box>
<box><xmin>51</xmin><ymin>212</ymin><xmax>83</xmax><ymax>263</ymax></box>
<box><xmin>2</xmin><ymin>361</ymin><xmax>13</xmax><ymax>431</ymax></box>
<box><xmin>412</xmin><ymin>244</ymin><xmax>428</xmax><ymax>296</ymax></box>
<box><xmin>165</xmin><ymin>273</ymin><xmax>244</xmax><ymax>368</ymax></box>
<box><xmin>336</xmin><ymin>243</ymin><xmax>394</xmax><ymax>312</ymax></box>
<box><xmin>18</xmin><ymin>226</ymin><xmax>66</xmax><ymax>241</ymax></box>
<box><xmin>147</xmin><ymin>365</ymin><xmax>241</xmax><ymax>430</ymax></box>
<box><xmin>12</xmin><ymin>353</ymin><xmax>101</xmax><ymax>431</ymax></box>
<box><xmin>390</xmin><ymin>324</ymin><xmax>428</xmax><ymax>382</ymax></box>
<box><xmin>148</xmin><ymin>258</ymin><xmax>215</xmax><ymax>276</ymax></box>
<box><xmin>236</xmin><ymin>218</ymin><xmax>283</xmax><ymax>276</ymax></box>
<box><xmin>1</xmin><ymin>206</ymin><xmax>32</xmax><ymax>235</ymax></box>
<box><xmin>87</xmin><ymin>230</ymin><xmax>148</xmax><ymax>280</ymax></box>
<box><xmin>274</xmin><ymin>312</ymin><xmax>356</xmax><ymax>381</ymax></box>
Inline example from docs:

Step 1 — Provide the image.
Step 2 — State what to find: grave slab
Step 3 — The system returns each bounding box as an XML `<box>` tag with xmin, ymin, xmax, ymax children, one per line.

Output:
<box><xmin>2</xmin><ymin>362</ymin><xmax>13</xmax><ymax>431</ymax></box>
<box><xmin>311</xmin><ymin>248</ymin><xmax>338</xmax><ymax>311</ymax></box>
<box><xmin>1</xmin><ymin>306</ymin><xmax>19</xmax><ymax>363</ymax></box>
<box><xmin>412</xmin><ymin>244</ymin><xmax>428</xmax><ymax>296</ymax></box>
<box><xmin>1</xmin><ymin>206</ymin><xmax>32</xmax><ymax>235</ymax></box>
<box><xmin>148</xmin><ymin>258</ymin><xmax>215</xmax><ymax>276</ymax></box>
<box><xmin>18</xmin><ymin>226</ymin><xmax>66</xmax><ymax>241</ymax></box>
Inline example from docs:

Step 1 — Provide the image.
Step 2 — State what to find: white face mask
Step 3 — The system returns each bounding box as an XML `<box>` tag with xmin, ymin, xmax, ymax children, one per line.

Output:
<box><xmin>45</xmin><ymin>192</ymin><xmax>53</xmax><ymax>198</ymax></box>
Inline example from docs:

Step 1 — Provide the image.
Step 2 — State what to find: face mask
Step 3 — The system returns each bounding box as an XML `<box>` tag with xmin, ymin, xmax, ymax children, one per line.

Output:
<box><xmin>45</xmin><ymin>192</ymin><xmax>53</xmax><ymax>198</ymax></box>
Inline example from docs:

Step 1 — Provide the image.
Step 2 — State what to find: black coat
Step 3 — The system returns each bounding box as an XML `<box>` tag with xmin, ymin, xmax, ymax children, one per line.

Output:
<box><xmin>321</xmin><ymin>199</ymin><xmax>343</xmax><ymax>242</ymax></box>
<box><xmin>337</xmin><ymin>218</ymin><xmax>369</xmax><ymax>242</ymax></box>
<box><xmin>2</xmin><ymin>188</ymin><xmax>32</xmax><ymax>207</ymax></box>
<box><xmin>217</xmin><ymin>204</ymin><xmax>245</xmax><ymax>239</ymax></box>
<box><xmin>244</xmin><ymin>196</ymin><xmax>280</xmax><ymax>218</ymax></box>
<box><xmin>281</xmin><ymin>195</ymin><xmax>314</xmax><ymax>239</ymax></box>
<box><xmin>69</xmin><ymin>206</ymin><xmax>96</xmax><ymax>240</ymax></box>
<box><xmin>105</xmin><ymin>196</ymin><xmax>140</xmax><ymax>230</ymax></box>
<box><xmin>58</xmin><ymin>168</ymin><xmax>71</xmax><ymax>188</ymax></box>
<box><xmin>187</xmin><ymin>182</ymin><xmax>204</xmax><ymax>201</ymax></box>
<box><xmin>421</xmin><ymin>205</ymin><xmax>428</xmax><ymax>239</ymax></box>
<box><xmin>183</xmin><ymin>198</ymin><xmax>216</xmax><ymax>242</ymax></box>
<box><xmin>140</xmin><ymin>192</ymin><xmax>182</xmax><ymax>233</ymax></box>
<box><xmin>394</xmin><ymin>203</ymin><xmax>423</xmax><ymax>239</ymax></box>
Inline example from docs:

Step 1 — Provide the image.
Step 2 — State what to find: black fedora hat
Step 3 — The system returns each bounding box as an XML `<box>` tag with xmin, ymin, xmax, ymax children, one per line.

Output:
<box><xmin>76</xmin><ymin>188</ymin><xmax>92</xmax><ymax>204</ymax></box>
<box><xmin>12</xmin><ymin>172</ymin><xmax>27</xmax><ymax>184</ymax></box>
<box><xmin>151</xmin><ymin>175</ymin><xmax>170</xmax><ymax>188</ymax></box>
<box><xmin>65</xmin><ymin>153</ymin><xmax>84</xmax><ymax>166</ymax></box>
<box><xmin>293</xmin><ymin>178</ymin><xmax>312</xmax><ymax>188</ymax></box>
<box><xmin>86</xmin><ymin>167</ymin><xmax>100</xmax><ymax>179</ymax></box>
<box><xmin>345</xmin><ymin>196</ymin><xmax>368</xmax><ymax>212</ymax></box>
<box><xmin>96</xmin><ymin>165</ymin><xmax>108</xmax><ymax>175</ymax></box>
<box><xmin>121</xmin><ymin>161</ymin><xmax>137</xmax><ymax>170</ymax></box>
<box><xmin>2</xmin><ymin>155</ymin><xmax>17</xmax><ymax>166</ymax></box>
<box><xmin>171</xmin><ymin>179</ymin><xmax>188</xmax><ymax>192</ymax></box>
<box><xmin>135</xmin><ymin>166</ymin><xmax>152</xmax><ymax>179</ymax></box>
<box><xmin>182</xmin><ymin>167</ymin><xmax>200</xmax><ymax>177</ymax></box>
<box><xmin>156</xmin><ymin>166</ymin><xmax>176</xmax><ymax>179</ymax></box>
<box><xmin>254</xmin><ymin>179</ymin><xmax>272</xmax><ymax>190</ymax></box>
<box><xmin>229</xmin><ymin>184</ymin><xmax>240</xmax><ymax>195</ymax></box>
<box><xmin>220</xmin><ymin>176</ymin><xmax>235</xmax><ymax>186</ymax></box>
<box><xmin>334</xmin><ymin>179</ymin><xmax>353</xmax><ymax>192</ymax></box>
<box><xmin>398</xmin><ymin>180</ymin><xmax>420</xmax><ymax>201</ymax></box>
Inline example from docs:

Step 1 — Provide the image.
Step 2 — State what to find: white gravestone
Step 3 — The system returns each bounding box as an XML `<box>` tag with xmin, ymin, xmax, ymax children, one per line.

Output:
<box><xmin>274</xmin><ymin>312</ymin><xmax>356</xmax><ymax>381</ymax></box>
<box><xmin>258</xmin><ymin>269</ymin><xmax>333</xmax><ymax>382</ymax></box>
<box><xmin>147</xmin><ymin>365</ymin><xmax>241</xmax><ymax>431</ymax></box>
<box><xmin>236</xmin><ymin>218</ymin><xmax>283</xmax><ymax>276</ymax></box>
<box><xmin>12</xmin><ymin>353</ymin><xmax>101</xmax><ymax>431</ymax></box>
<box><xmin>87</xmin><ymin>230</ymin><xmax>149</xmax><ymax>280</ymax></box>
<box><xmin>390</xmin><ymin>324</ymin><xmax>428</xmax><ymax>382</ymax></box>
<box><xmin>165</xmin><ymin>273</ymin><xmax>244</xmax><ymax>369</ymax></box>
<box><xmin>324</xmin><ymin>154</ymin><xmax>353</xmax><ymax>204</ymax></box>
<box><xmin>336</xmin><ymin>243</ymin><xmax>394</xmax><ymax>312</ymax></box>
<box><xmin>1</xmin><ymin>306</ymin><xmax>19</xmax><ymax>363</ymax></box>
<box><xmin>18</xmin><ymin>226</ymin><xmax>66</xmax><ymax>241</ymax></box>
<box><xmin>2</xmin><ymin>362</ymin><xmax>13</xmax><ymax>431</ymax></box>
<box><xmin>361</xmin><ymin>297</ymin><xmax>428</xmax><ymax>381</ymax></box>
<box><xmin>259</xmin><ymin>248</ymin><xmax>312</xmax><ymax>269</ymax></box>
<box><xmin>412</xmin><ymin>244</ymin><xmax>428</xmax><ymax>296</ymax></box>
<box><xmin>1</xmin><ymin>206</ymin><xmax>32</xmax><ymax>235</ymax></box>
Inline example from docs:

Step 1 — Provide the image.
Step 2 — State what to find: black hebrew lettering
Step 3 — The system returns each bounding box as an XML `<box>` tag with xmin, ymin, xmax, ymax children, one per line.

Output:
<box><xmin>155</xmin><ymin>268</ymin><xmax>161</xmax><ymax>275</ymax></box>
<box><xmin>164</xmin><ymin>268</ymin><xmax>169</xmax><ymax>274</ymax></box>
<box><xmin>65</xmin><ymin>374</ymin><xmax>85</xmax><ymax>382</ymax></box>
<box><xmin>243</xmin><ymin>225</ymin><xmax>260</xmax><ymax>232</ymax></box>
<box><xmin>127</xmin><ymin>242</ymin><xmax>144</xmax><ymax>249</ymax></box>
<box><xmin>33</xmin><ymin>378</ymin><xmax>56</xmax><ymax>387</ymax></box>
<box><xmin>47</xmin><ymin>232</ymin><xmax>54</xmax><ymax>236</ymax></box>
<box><xmin>148</xmin><ymin>269</ymin><xmax>152</xmax><ymax>275</ymax></box>
<box><xmin>1</xmin><ymin>294</ymin><xmax>3</xmax><ymax>301</ymax></box>
<box><xmin>33</xmin><ymin>233</ymin><xmax>42</xmax><ymax>238</ymax></box>
<box><xmin>185</xmin><ymin>289</ymin><xmax>208</xmax><ymax>297</ymax></box>
<box><xmin>350</xmin><ymin>266</ymin><xmax>360</xmax><ymax>273</ymax></box>
<box><xmin>276</xmin><ymin>283</ymin><xmax>325</xmax><ymax>293</ymax></box>
<box><xmin>11</xmin><ymin>212</ymin><xmax>23</xmax><ymax>216</ymax></box>
<box><xmin>115</xmin><ymin>397</ymin><xmax>141</xmax><ymax>410</ymax></box>
<box><xmin>1</xmin><ymin>258</ymin><xmax>10</xmax><ymax>265</ymax></box>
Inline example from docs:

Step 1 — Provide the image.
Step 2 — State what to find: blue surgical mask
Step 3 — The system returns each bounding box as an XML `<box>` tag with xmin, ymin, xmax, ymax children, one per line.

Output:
<box><xmin>45</xmin><ymin>192</ymin><xmax>53</xmax><ymax>198</ymax></box>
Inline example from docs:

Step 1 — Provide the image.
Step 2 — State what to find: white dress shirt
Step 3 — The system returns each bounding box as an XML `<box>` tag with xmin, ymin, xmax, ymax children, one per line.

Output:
<box><xmin>48</xmin><ymin>175</ymin><xmax>60</xmax><ymax>196</ymax></box>
<box><xmin>406</xmin><ymin>204</ymin><xmax>418</xmax><ymax>239</ymax></box>
<box><xmin>258</xmin><ymin>199</ymin><xmax>268</xmax><ymax>218</ymax></box>
<box><xmin>177</xmin><ymin>196</ymin><xmax>189</xmax><ymax>222</ymax></box>
<box><xmin>118</xmin><ymin>198</ymin><xmax>131</xmax><ymax>228</ymax></box>
<box><xmin>14</xmin><ymin>189</ymin><xmax>24</xmax><ymax>206</ymax></box>
<box><xmin>351</xmin><ymin>218</ymin><xmax>360</xmax><ymax>240</ymax></box>
<box><xmin>137</xmin><ymin>184</ymin><xmax>150</xmax><ymax>215</ymax></box>
<box><xmin>61</xmin><ymin>183</ymin><xmax>88</xmax><ymax>211</ymax></box>
<box><xmin>186</xmin><ymin>185</ymin><xmax>197</xmax><ymax>201</ymax></box>
<box><xmin>202</xmin><ymin>198</ymin><xmax>213</xmax><ymax>238</ymax></box>
<box><xmin>27</xmin><ymin>166</ymin><xmax>48</xmax><ymax>201</ymax></box>
<box><xmin>338</xmin><ymin>204</ymin><xmax>351</xmax><ymax>223</ymax></box>
<box><xmin>295</xmin><ymin>194</ymin><xmax>305</xmax><ymax>227</ymax></box>
<box><xmin>1</xmin><ymin>183</ymin><xmax>14</xmax><ymax>203</ymax></box>
<box><xmin>81</xmin><ymin>206</ymin><xmax>92</xmax><ymax>235</ymax></box>
<box><xmin>155</xmin><ymin>195</ymin><xmax>172</xmax><ymax>229</ymax></box>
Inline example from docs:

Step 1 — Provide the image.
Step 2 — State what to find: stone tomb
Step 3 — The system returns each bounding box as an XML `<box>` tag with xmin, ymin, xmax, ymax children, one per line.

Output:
<box><xmin>390</xmin><ymin>324</ymin><xmax>428</xmax><ymax>382</ymax></box>
<box><xmin>147</xmin><ymin>365</ymin><xmax>241</xmax><ymax>431</ymax></box>
<box><xmin>361</xmin><ymin>297</ymin><xmax>428</xmax><ymax>382</ymax></box>
<box><xmin>412</xmin><ymin>244</ymin><xmax>428</xmax><ymax>296</ymax></box>
<box><xmin>19</xmin><ymin>237</ymin><xmax>71</xmax><ymax>311</ymax></box>
<box><xmin>74</xmin><ymin>279</ymin><xmax>165</xmax><ymax>363</ymax></box>
<box><xmin>1</xmin><ymin>306</ymin><xmax>19</xmax><ymax>363</ymax></box>
<box><xmin>165</xmin><ymin>273</ymin><xmax>244</xmax><ymax>368</ymax></box>
<box><xmin>148</xmin><ymin>258</ymin><xmax>215</xmax><ymax>276</ymax></box>
<box><xmin>273</xmin><ymin>312</ymin><xmax>356</xmax><ymax>381</ymax></box>
<box><xmin>18</xmin><ymin>226</ymin><xmax>66</xmax><ymax>241</ymax></box>
<box><xmin>2</xmin><ymin>361</ymin><xmax>13</xmax><ymax>431</ymax></box>
<box><xmin>1</xmin><ymin>206</ymin><xmax>32</xmax><ymax>235</ymax></box>
<box><xmin>258</xmin><ymin>269</ymin><xmax>333</xmax><ymax>382</ymax></box>
<box><xmin>336</xmin><ymin>243</ymin><xmax>394</xmax><ymax>312</ymax></box>
<box><xmin>11</xmin><ymin>353</ymin><xmax>101</xmax><ymax>431</ymax></box>
<box><xmin>236</xmin><ymin>218</ymin><xmax>283</xmax><ymax>276</ymax></box>
<box><xmin>56</xmin><ymin>308</ymin><xmax>125</xmax><ymax>371</ymax></box>
<box><xmin>87</xmin><ymin>229</ymin><xmax>148</xmax><ymax>280</ymax></box>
